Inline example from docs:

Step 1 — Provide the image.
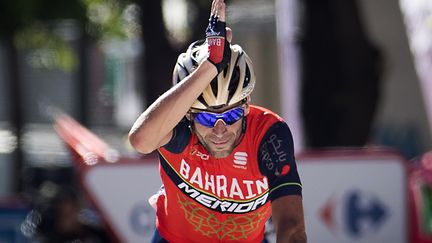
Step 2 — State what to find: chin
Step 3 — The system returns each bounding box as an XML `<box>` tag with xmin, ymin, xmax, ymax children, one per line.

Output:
<box><xmin>211</xmin><ymin>150</ymin><xmax>231</xmax><ymax>158</ymax></box>
<box><xmin>209</xmin><ymin>145</ymin><xmax>234</xmax><ymax>158</ymax></box>
<box><xmin>200</xmin><ymin>134</ymin><xmax>239</xmax><ymax>158</ymax></box>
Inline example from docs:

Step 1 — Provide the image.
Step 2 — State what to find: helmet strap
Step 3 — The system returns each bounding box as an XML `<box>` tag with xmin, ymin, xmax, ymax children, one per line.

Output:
<box><xmin>241</xmin><ymin>116</ymin><xmax>247</xmax><ymax>134</ymax></box>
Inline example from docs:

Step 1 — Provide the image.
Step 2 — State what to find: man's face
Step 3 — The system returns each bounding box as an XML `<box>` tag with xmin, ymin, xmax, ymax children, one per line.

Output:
<box><xmin>190</xmin><ymin>104</ymin><xmax>247</xmax><ymax>158</ymax></box>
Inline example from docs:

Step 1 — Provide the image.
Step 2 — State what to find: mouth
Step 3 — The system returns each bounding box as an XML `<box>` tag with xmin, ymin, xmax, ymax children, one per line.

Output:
<box><xmin>211</xmin><ymin>139</ymin><xmax>229</xmax><ymax>145</ymax></box>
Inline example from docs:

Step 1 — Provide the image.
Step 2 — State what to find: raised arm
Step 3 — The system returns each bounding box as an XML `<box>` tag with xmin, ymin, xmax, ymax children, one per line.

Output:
<box><xmin>129</xmin><ymin>0</ymin><xmax>229</xmax><ymax>154</ymax></box>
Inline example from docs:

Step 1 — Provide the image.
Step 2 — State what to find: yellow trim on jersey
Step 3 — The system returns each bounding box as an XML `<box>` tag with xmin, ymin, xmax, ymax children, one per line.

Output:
<box><xmin>269</xmin><ymin>182</ymin><xmax>302</xmax><ymax>195</ymax></box>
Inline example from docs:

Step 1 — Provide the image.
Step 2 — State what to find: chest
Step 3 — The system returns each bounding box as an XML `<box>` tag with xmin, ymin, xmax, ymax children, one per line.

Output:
<box><xmin>159</xmin><ymin>141</ymin><xmax>267</xmax><ymax>201</ymax></box>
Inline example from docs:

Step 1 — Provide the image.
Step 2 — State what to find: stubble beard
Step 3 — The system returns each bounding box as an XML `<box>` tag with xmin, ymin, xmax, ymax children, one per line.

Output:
<box><xmin>195</xmin><ymin>131</ymin><xmax>239</xmax><ymax>159</ymax></box>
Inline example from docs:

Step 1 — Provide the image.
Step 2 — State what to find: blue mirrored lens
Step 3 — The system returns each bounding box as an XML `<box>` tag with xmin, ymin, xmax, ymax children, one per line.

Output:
<box><xmin>194</xmin><ymin>107</ymin><xmax>244</xmax><ymax>127</ymax></box>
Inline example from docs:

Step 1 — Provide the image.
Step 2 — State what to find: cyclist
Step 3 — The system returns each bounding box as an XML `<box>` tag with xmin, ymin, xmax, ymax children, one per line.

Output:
<box><xmin>129</xmin><ymin>0</ymin><xmax>306</xmax><ymax>242</ymax></box>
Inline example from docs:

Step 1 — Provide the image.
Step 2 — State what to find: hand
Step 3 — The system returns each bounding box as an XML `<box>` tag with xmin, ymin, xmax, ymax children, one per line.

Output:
<box><xmin>206</xmin><ymin>0</ymin><xmax>231</xmax><ymax>73</ymax></box>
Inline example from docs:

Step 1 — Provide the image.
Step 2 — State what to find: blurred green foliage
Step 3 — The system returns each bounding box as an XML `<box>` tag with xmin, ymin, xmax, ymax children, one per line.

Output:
<box><xmin>0</xmin><ymin>0</ymin><xmax>135</xmax><ymax>71</ymax></box>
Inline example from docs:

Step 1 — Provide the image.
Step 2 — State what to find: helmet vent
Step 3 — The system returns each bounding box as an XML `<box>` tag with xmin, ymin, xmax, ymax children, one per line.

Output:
<box><xmin>243</xmin><ymin>65</ymin><xmax>251</xmax><ymax>88</ymax></box>
<box><xmin>197</xmin><ymin>95</ymin><xmax>208</xmax><ymax>108</ymax></box>
<box><xmin>210</xmin><ymin>76</ymin><xmax>218</xmax><ymax>98</ymax></box>
<box><xmin>179</xmin><ymin>62</ymin><xmax>190</xmax><ymax>75</ymax></box>
<box><xmin>227</xmin><ymin>66</ymin><xmax>240</xmax><ymax>103</ymax></box>
<box><xmin>174</xmin><ymin>41</ymin><xmax>255</xmax><ymax>110</ymax></box>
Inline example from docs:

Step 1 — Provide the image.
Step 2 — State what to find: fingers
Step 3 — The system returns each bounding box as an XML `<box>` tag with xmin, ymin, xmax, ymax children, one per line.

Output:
<box><xmin>218</xmin><ymin>0</ymin><xmax>226</xmax><ymax>22</ymax></box>
<box><xmin>211</xmin><ymin>0</ymin><xmax>226</xmax><ymax>22</ymax></box>
<box><xmin>211</xmin><ymin>0</ymin><xmax>216</xmax><ymax>16</ymax></box>
<box><xmin>206</xmin><ymin>0</ymin><xmax>231</xmax><ymax>73</ymax></box>
<box><xmin>211</xmin><ymin>0</ymin><xmax>217</xmax><ymax>15</ymax></box>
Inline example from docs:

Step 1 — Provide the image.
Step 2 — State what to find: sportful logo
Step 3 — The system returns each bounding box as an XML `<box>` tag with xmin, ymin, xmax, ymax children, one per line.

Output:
<box><xmin>234</xmin><ymin>152</ymin><xmax>248</xmax><ymax>169</ymax></box>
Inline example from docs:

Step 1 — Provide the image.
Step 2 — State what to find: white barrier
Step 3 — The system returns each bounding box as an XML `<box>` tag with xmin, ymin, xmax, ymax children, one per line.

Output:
<box><xmin>82</xmin><ymin>160</ymin><xmax>161</xmax><ymax>243</ymax></box>
<box><xmin>296</xmin><ymin>150</ymin><xmax>408</xmax><ymax>243</ymax></box>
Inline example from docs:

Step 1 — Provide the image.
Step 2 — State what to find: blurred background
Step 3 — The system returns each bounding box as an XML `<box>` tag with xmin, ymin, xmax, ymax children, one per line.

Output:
<box><xmin>0</xmin><ymin>0</ymin><xmax>431</xmax><ymax>242</ymax></box>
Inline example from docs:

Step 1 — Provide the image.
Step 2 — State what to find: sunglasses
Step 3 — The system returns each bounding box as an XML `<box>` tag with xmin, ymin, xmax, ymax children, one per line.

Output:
<box><xmin>191</xmin><ymin>106</ymin><xmax>245</xmax><ymax>128</ymax></box>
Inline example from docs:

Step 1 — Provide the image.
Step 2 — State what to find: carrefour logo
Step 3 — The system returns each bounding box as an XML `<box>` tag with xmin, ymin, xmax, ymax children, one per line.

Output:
<box><xmin>320</xmin><ymin>190</ymin><xmax>388</xmax><ymax>239</ymax></box>
<box><xmin>129</xmin><ymin>201</ymin><xmax>155</xmax><ymax>237</ymax></box>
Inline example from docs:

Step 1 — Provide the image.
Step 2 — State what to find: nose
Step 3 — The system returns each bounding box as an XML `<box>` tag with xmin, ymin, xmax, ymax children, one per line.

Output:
<box><xmin>212</xmin><ymin>119</ymin><xmax>227</xmax><ymax>136</ymax></box>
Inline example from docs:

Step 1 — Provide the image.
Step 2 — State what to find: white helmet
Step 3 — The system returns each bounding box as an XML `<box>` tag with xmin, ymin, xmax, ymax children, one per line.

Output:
<box><xmin>172</xmin><ymin>40</ymin><xmax>256</xmax><ymax>110</ymax></box>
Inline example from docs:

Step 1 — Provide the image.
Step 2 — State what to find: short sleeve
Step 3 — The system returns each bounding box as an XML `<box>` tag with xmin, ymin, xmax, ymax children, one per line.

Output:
<box><xmin>162</xmin><ymin>118</ymin><xmax>192</xmax><ymax>154</ymax></box>
<box><xmin>257</xmin><ymin>121</ymin><xmax>302</xmax><ymax>201</ymax></box>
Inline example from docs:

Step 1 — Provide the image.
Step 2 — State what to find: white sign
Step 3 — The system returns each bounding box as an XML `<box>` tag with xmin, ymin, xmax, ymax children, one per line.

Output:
<box><xmin>298</xmin><ymin>152</ymin><xmax>407</xmax><ymax>243</ymax></box>
<box><xmin>83</xmin><ymin>163</ymin><xmax>161</xmax><ymax>243</ymax></box>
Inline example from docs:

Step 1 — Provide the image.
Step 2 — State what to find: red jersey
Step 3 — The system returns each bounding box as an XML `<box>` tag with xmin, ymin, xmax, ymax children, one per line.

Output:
<box><xmin>153</xmin><ymin>105</ymin><xmax>302</xmax><ymax>243</ymax></box>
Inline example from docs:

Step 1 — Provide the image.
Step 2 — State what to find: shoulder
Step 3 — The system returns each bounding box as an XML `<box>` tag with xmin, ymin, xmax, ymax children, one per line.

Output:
<box><xmin>160</xmin><ymin>118</ymin><xmax>192</xmax><ymax>154</ymax></box>
<box><xmin>247</xmin><ymin>105</ymin><xmax>285</xmax><ymax>130</ymax></box>
<box><xmin>248</xmin><ymin>105</ymin><xmax>284</xmax><ymax>120</ymax></box>
<box><xmin>245</xmin><ymin>105</ymin><xmax>287</xmax><ymax>142</ymax></box>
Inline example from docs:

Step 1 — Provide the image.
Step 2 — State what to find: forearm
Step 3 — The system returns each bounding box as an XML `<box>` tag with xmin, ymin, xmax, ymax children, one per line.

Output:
<box><xmin>276</xmin><ymin>224</ymin><xmax>307</xmax><ymax>243</ymax></box>
<box><xmin>129</xmin><ymin>61</ymin><xmax>217</xmax><ymax>153</ymax></box>
<box><xmin>272</xmin><ymin>195</ymin><xmax>307</xmax><ymax>243</ymax></box>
